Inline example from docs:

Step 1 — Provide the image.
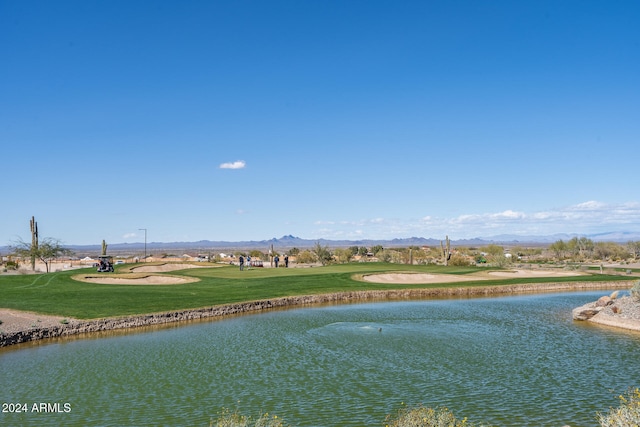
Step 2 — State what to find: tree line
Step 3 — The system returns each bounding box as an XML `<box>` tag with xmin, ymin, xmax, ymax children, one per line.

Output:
<box><xmin>4</xmin><ymin>217</ymin><xmax>640</xmax><ymax>271</ymax></box>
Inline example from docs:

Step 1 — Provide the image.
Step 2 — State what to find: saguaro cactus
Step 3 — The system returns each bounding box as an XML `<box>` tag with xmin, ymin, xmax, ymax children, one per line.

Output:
<box><xmin>101</xmin><ymin>240</ymin><xmax>108</xmax><ymax>256</ymax></box>
<box><xmin>30</xmin><ymin>216</ymin><xmax>39</xmax><ymax>270</ymax></box>
<box><xmin>440</xmin><ymin>235</ymin><xmax>451</xmax><ymax>266</ymax></box>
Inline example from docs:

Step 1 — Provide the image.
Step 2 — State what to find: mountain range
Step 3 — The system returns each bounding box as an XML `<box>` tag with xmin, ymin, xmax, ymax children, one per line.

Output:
<box><xmin>3</xmin><ymin>231</ymin><xmax>637</xmax><ymax>255</ymax></box>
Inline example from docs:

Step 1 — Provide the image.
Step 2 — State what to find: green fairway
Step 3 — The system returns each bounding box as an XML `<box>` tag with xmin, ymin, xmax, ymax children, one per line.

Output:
<box><xmin>0</xmin><ymin>263</ymin><xmax>631</xmax><ymax>319</ymax></box>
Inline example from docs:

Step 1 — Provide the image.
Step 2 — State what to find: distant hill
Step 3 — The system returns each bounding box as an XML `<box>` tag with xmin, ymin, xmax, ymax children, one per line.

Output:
<box><xmin>2</xmin><ymin>232</ymin><xmax>640</xmax><ymax>256</ymax></box>
<box><xmin>484</xmin><ymin>231</ymin><xmax>640</xmax><ymax>244</ymax></box>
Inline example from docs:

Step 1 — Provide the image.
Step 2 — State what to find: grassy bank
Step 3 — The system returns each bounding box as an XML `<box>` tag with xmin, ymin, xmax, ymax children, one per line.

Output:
<box><xmin>0</xmin><ymin>263</ymin><xmax>632</xmax><ymax>319</ymax></box>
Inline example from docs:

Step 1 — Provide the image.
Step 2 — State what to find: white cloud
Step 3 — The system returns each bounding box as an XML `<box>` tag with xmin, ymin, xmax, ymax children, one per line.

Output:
<box><xmin>573</xmin><ymin>200</ymin><xmax>605</xmax><ymax>210</ymax></box>
<box><xmin>309</xmin><ymin>201</ymin><xmax>640</xmax><ymax>240</ymax></box>
<box><xmin>219</xmin><ymin>160</ymin><xmax>246</xmax><ymax>169</ymax></box>
<box><xmin>122</xmin><ymin>233</ymin><xmax>137</xmax><ymax>239</ymax></box>
<box><xmin>490</xmin><ymin>210</ymin><xmax>525</xmax><ymax>220</ymax></box>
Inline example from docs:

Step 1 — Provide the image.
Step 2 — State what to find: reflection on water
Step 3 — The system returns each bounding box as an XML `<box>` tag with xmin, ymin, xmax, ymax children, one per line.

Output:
<box><xmin>1</xmin><ymin>290</ymin><xmax>639</xmax><ymax>427</ymax></box>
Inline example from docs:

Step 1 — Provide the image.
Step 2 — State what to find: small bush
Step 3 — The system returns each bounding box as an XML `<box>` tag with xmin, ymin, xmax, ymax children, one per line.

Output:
<box><xmin>210</xmin><ymin>408</ymin><xmax>288</xmax><ymax>427</ymax></box>
<box><xmin>630</xmin><ymin>281</ymin><xmax>640</xmax><ymax>302</ymax></box>
<box><xmin>597</xmin><ymin>388</ymin><xmax>640</xmax><ymax>427</ymax></box>
<box><xmin>295</xmin><ymin>250</ymin><xmax>317</xmax><ymax>264</ymax></box>
<box><xmin>5</xmin><ymin>261</ymin><xmax>19</xmax><ymax>270</ymax></box>
<box><xmin>449</xmin><ymin>254</ymin><xmax>472</xmax><ymax>267</ymax></box>
<box><xmin>207</xmin><ymin>391</ymin><xmax>640</xmax><ymax>427</ymax></box>
<box><xmin>385</xmin><ymin>404</ymin><xmax>492</xmax><ymax>427</ymax></box>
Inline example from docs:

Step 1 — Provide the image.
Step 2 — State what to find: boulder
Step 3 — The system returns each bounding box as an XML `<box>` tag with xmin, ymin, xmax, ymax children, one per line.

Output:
<box><xmin>596</xmin><ymin>296</ymin><xmax>613</xmax><ymax>307</ymax></box>
<box><xmin>572</xmin><ymin>301</ymin><xmax>605</xmax><ymax>320</ymax></box>
<box><xmin>574</xmin><ymin>309</ymin><xmax>601</xmax><ymax>320</ymax></box>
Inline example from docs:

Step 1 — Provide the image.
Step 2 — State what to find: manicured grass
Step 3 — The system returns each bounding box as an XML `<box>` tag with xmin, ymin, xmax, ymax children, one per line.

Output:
<box><xmin>0</xmin><ymin>263</ymin><xmax>631</xmax><ymax>319</ymax></box>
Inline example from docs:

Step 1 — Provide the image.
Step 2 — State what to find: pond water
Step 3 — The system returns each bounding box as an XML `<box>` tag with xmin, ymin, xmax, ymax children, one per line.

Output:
<box><xmin>1</xmin><ymin>290</ymin><xmax>639</xmax><ymax>427</ymax></box>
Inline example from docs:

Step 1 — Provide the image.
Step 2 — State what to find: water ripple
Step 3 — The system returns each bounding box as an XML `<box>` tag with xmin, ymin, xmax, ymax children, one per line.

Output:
<box><xmin>1</xmin><ymin>291</ymin><xmax>638</xmax><ymax>427</ymax></box>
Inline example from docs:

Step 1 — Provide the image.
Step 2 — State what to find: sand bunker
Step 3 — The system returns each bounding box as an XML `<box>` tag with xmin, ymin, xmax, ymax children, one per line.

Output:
<box><xmin>362</xmin><ymin>273</ymin><xmax>481</xmax><ymax>284</ymax></box>
<box><xmin>74</xmin><ymin>263</ymin><xmax>211</xmax><ymax>285</ymax></box>
<box><xmin>80</xmin><ymin>275</ymin><xmax>199</xmax><ymax>285</ymax></box>
<box><xmin>363</xmin><ymin>269</ymin><xmax>584</xmax><ymax>284</ymax></box>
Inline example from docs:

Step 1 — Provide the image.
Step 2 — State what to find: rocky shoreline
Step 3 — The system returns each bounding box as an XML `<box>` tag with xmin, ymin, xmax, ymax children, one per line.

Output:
<box><xmin>1</xmin><ymin>280</ymin><xmax>636</xmax><ymax>348</ymax></box>
<box><xmin>572</xmin><ymin>292</ymin><xmax>640</xmax><ymax>331</ymax></box>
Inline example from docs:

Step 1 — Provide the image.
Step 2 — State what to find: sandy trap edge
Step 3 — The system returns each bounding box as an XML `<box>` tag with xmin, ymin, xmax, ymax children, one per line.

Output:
<box><xmin>361</xmin><ymin>269</ymin><xmax>586</xmax><ymax>284</ymax></box>
<box><xmin>130</xmin><ymin>263</ymin><xmax>215</xmax><ymax>273</ymax></box>
<box><xmin>74</xmin><ymin>274</ymin><xmax>200</xmax><ymax>285</ymax></box>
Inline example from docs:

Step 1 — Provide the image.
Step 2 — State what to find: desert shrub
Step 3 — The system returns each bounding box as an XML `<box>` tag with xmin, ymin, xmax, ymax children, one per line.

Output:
<box><xmin>630</xmin><ymin>281</ymin><xmax>640</xmax><ymax>302</ymax></box>
<box><xmin>5</xmin><ymin>261</ymin><xmax>19</xmax><ymax>270</ymax></box>
<box><xmin>385</xmin><ymin>404</ymin><xmax>492</xmax><ymax>427</ymax></box>
<box><xmin>295</xmin><ymin>250</ymin><xmax>317</xmax><ymax>264</ymax></box>
<box><xmin>333</xmin><ymin>248</ymin><xmax>353</xmax><ymax>264</ymax></box>
<box><xmin>377</xmin><ymin>249</ymin><xmax>393</xmax><ymax>263</ymax></box>
<box><xmin>597</xmin><ymin>388</ymin><xmax>640</xmax><ymax>427</ymax></box>
<box><xmin>449</xmin><ymin>253</ymin><xmax>472</xmax><ymax>267</ymax></box>
<box><xmin>207</xmin><ymin>390</ymin><xmax>640</xmax><ymax>427</ymax></box>
<box><xmin>210</xmin><ymin>408</ymin><xmax>288</xmax><ymax>427</ymax></box>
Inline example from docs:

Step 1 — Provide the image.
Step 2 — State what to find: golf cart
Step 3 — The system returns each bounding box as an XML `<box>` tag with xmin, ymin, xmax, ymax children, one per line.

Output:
<box><xmin>96</xmin><ymin>255</ymin><xmax>114</xmax><ymax>272</ymax></box>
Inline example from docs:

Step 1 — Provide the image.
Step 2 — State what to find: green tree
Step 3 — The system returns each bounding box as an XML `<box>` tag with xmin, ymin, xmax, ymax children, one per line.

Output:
<box><xmin>249</xmin><ymin>250</ymin><xmax>264</xmax><ymax>259</ymax></box>
<box><xmin>549</xmin><ymin>240</ymin><xmax>568</xmax><ymax>260</ymax></box>
<box><xmin>578</xmin><ymin>236</ymin><xmax>594</xmax><ymax>256</ymax></box>
<box><xmin>287</xmin><ymin>247</ymin><xmax>300</xmax><ymax>256</ymax></box>
<box><xmin>333</xmin><ymin>248</ymin><xmax>352</xmax><ymax>264</ymax></box>
<box><xmin>612</xmin><ymin>242</ymin><xmax>632</xmax><ymax>261</ymax></box>
<box><xmin>377</xmin><ymin>249</ymin><xmax>393</xmax><ymax>263</ymax></box>
<box><xmin>312</xmin><ymin>242</ymin><xmax>333</xmax><ymax>266</ymax></box>
<box><xmin>627</xmin><ymin>241</ymin><xmax>640</xmax><ymax>261</ymax></box>
<box><xmin>11</xmin><ymin>237</ymin><xmax>73</xmax><ymax>273</ymax></box>
<box><xmin>370</xmin><ymin>245</ymin><xmax>384</xmax><ymax>255</ymax></box>
<box><xmin>296</xmin><ymin>249</ymin><xmax>317</xmax><ymax>264</ymax></box>
<box><xmin>567</xmin><ymin>236</ymin><xmax>594</xmax><ymax>260</ymax></box>
<box><xmin>594</xmin><ymin>242</ymin><xmax>629</xmax><ymax>262</ymax></box>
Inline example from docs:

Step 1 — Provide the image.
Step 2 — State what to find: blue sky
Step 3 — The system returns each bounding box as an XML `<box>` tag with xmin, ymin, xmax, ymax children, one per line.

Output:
<box><xmin>1</xmin><ymin>1</ymin><xmax>639</xmax><ymax>246</ymax></box>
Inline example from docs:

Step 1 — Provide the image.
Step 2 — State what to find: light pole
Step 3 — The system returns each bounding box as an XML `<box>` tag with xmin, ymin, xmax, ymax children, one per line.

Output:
<box><xmin>138</xmin><ymin>228</ymin><xmax>147</xmax><ymax>262</ymax></box>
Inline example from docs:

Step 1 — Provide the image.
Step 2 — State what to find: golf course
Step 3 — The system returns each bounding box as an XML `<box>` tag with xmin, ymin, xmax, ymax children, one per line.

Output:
<box><xmin>1</xmin><ymin>262</ymin><xmax>635</xmax><ymax>347</ymax></box>
<box><xmin>2</xmin><ymin>262</ymin><xmax>640</xmax><ymax>426</ymax></box>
